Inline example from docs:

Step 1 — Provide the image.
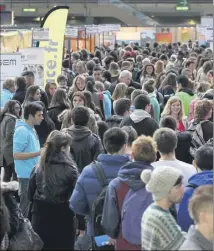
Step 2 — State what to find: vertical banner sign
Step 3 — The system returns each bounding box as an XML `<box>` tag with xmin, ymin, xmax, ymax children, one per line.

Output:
<box><xmin>39</xmin><ymin>6</ymin><xmax>69</xmax><ymax>87</ymax></box>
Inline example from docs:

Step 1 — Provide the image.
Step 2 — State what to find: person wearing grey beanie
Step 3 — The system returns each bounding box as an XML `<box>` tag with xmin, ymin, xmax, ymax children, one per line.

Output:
<box><xmin>141</xmin><ymin>166</ymin><xmax>186</xmax><ymax>251</ymax></box>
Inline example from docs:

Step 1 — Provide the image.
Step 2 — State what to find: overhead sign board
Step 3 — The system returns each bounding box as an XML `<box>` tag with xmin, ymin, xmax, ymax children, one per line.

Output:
<box><xmin>176</xmin><ymin>0</ymin><xmax>189</xmax><ymax>11</ymax></box>
<box><xmin>32</xmin><ymin>28</ymin><xmax>49</xmax><ymax>41</ymax></box>
<box><xmin>65</xmin><ymin>27</ymin><xmax>78</xmax><ymax>38</ymax></box>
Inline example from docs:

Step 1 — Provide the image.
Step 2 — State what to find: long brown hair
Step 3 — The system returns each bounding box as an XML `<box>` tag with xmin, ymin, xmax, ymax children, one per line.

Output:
<box><xmin>39</xmin><ymin>130</ymin><xmax>72</xmax><ymax>170</ymax></box>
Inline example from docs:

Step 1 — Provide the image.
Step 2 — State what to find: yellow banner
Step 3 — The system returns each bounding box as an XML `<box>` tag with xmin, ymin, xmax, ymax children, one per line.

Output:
<box><xmin>39</xmin><ymin>6</ymin><xmax>69</xmax><ymax>87</ymax></box>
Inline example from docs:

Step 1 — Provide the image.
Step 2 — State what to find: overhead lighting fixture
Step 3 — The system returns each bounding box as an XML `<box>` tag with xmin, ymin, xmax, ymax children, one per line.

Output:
<box><xmin>188</xmin><ymin>19</ymin><xmax>196</xmax><ymax>25</ymax></box>
<box><xmin>176</xmin><ymin>6</ymin><xmax>189</xmax><ymax>11</ymax></box>
<box><xmin>72</xmin><ymin>16</ymin><xmax>75</xmax><ymax>19</ymax></box>
<box><xmin>34</xmin><ymin>17</ymin><xmax>43</xmax><ymax>21</ymax></box>
<box><xmin>23</xmin><ymin>8</ymin><xmax>37</xmax><ymax>12</ymax></box>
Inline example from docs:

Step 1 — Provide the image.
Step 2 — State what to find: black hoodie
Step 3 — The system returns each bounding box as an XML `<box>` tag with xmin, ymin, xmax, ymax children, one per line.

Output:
<box><xmin>63</xmin><ymin>125</ymin><xmax>104</xmax><ymax>173</ymax></box>
<box><xmin>179</xmin><ymin>88</ymin><xmax>195</xmax><ymax>96</ymax></box>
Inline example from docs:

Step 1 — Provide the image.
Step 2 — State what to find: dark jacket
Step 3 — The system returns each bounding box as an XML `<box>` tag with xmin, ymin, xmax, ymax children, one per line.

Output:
<box><xmin>40</xmin><ymin>90</ymin><xmax>49</xmax><ymax>109</ymax></box>
<box><xmin>176</xmin><ymin>131</ymin><xmax>193</xmax><ymax>164</ymax></box>
<box><xmin>1</xmin><ymin>181</ymin><xmax>20</xmax><ymax>239</ymax></box>
<box><xmin>48</xmin><ymin>105</ymin><xmax>68</xmax><ymax>130</ymax></box>
<box><xmin>177</xmin><ymin>171</ymin><xmax>213</xmax><ymax>232</ymax></box>
<box><xmin>102</xmin><ymin>161</ymin><xmax>153</xmax><ymax>239</ymax></box>
<box><xmin>13</xmin><ymin>90</ymin><xmax>26</xmax><ymax>104</ymax></box>
<box><xmin>109</xmin><ymin>81</ymin><xmax>118</xmax><ymax>95</ymax></box>
<box><xmin>27</xmin><ymin>153</ymin><xmax>78</xmax><ymax>250</ymax></box>
<box><xmin>201</xmin><ymin>121</ymin><xmax>213</xmax><ymax>142</ymax></box>
<box><xmin>120</xmin><ymin>109</ymin><xmax>159</xmax><ymax>136</ymax></box>
<box><xmin>111</xmin><ymin>76</ymin><xmax>119</xmax><ymax>84</ymax></box>
<box><xmin>35</xmin><ymin>115</ymin><xmax>55</xmax><ymax>147</ymax></box>
<box><xmin>63</xmin><ymin>125</ymin><xmax>104</xmax><ymax>173</ymax></box>
<box><xmin>0</xmin><ymin>114</ymin><xmax>17</xmax><ymax>166</ymax></box>
<box><xmin>69</xmin><ymin>154</ymin><xmax>130</xmax><ymax>236</ymax></box>
<box><xmin>129</xmin><ymin>80</ymin><xmax>141</xmax><ymax>89</ymax></box>
<box><xmin>28</xmin><ymin>152</ymin><xmax>78</xmax><ymax>205</ymax></box>
<box><xmin>106</xmin><ymin>115</ymin><xmax>123</xmax><ymax>128</ymax></box>
<box><xmin>179</xmin><ymin>225</ymin><xmax>213</xmax><ymax>250</ymax></box>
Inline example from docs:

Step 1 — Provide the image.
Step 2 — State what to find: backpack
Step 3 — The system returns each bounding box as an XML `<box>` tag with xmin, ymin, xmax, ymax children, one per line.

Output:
<box><xmin>187</xmin><ymin>120</ymin><xmax>208</xmax><ymax>157</ymax></box>
<box><xmin>116</xmin><ymin>182</ymin><xmax>153</xmax><ymax>247</ymax></box>
<box><xmin>91</xmin><ymin>162</ymin><xmax>114</xmax><ymax>251</ymax></box>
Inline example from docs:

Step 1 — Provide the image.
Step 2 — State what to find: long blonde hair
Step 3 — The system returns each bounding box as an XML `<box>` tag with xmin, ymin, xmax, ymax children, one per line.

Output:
<box><xmin>112</xmin><ymin>83</ymin><xmax>127</xmax><ymax>101</ymax></box>
<box><xmin>155</xmin><ymin>60</ymin><xmax>165</xmax><ymax>75</ymax></box>
<box><xmin>68</xmin><ymin>75</ymin><xmax>85</xmax><ymax>98</ymax></box>
<box><xmin>161</xmin><ymin>96</ymin><xmax>184</xmax><ymax>121</ymax></box>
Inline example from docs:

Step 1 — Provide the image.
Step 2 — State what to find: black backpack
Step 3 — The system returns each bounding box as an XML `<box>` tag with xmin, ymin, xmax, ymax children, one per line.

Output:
<box><xmin>91</xmin><ymin>162</ymin><xmax>114</xmax><ymax>251</ymax></box>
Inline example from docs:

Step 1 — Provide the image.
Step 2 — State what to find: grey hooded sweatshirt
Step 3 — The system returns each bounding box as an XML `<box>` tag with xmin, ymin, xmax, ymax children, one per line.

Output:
<box><xmin>179</xmin><ymin>225</ymin><xmax>213</xmax><ymax>251</ymax></box>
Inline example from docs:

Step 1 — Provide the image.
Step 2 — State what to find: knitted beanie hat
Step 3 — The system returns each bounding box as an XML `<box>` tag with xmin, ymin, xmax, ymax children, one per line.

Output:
<box><xmin>141</xmin><ymin>166</ymin><xmax>182</xmax><ymax>201</ymax></box>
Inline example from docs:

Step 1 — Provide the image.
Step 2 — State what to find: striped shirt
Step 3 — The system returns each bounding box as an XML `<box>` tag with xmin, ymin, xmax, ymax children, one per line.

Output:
<box><xmin>141</xmin><ymin>204</ymin><xmax>185</xmax><ymax>250</ymax></box>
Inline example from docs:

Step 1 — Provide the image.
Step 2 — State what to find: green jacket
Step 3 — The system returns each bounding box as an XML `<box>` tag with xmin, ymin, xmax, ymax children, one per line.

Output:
<box><xmin>176</xmin><ymin>89</ymin><xmax>196</xmax><ymax>116</ymax></box>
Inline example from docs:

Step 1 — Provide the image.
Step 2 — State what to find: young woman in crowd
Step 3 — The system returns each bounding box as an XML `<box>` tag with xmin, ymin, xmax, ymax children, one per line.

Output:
<box><xmin>196</xmin><ymin>60</ymin><xmax>213</xmax><ymax>82</ymax></box>
<box><xmin>28</xmin><ymin>130</ymin><xmax>78</xmax><ymax>250</ymax></box>
<box><xmin>155</xmin><ymin>72</ymin><xmax>166</xmax><ymax>90</ymax></box>
<box><xmin>59</xmin><ymin>92</ymin><xmax>86</xmax><ymax>129</ymax></box>
<box><xmin>161</xmin><ymin>96</ymin><xmax>188</xmax><ymax>132</ymax></box>
<box><xmin>45</xmin><ymin>82</ymin><xmax>57</xmax><ymax>105</ymax></box>
<box><xmin>48</xmin><ymin>88</ymin><xmax>70</xmax><ymax>130</ymax></box>
<box><xmin>158</xmin><ymin>73</ymin><xmax>177</xmax><ymax>94</ymax></box>
<box><xmin>94</xmin><ymin>50</ymin><xmax>102</xmax><ymax>66</ymax></box>
<box><xmin>13</xmin><ymin>77</ymin><xmax>27</xmax><ymax>105</ymax></box>
<box><xmin>94</xmin><ymin>81</ymin><xmax>112</xmax><ymax>119</ymax></box>
<box><xmin>85</xmin><ymin>76</ymin><xmax>105</xmax><ymax>118</ymax></box>
<box><xmin>22</xmin><ymin>85</ymin><xmax>41</xmax><ymax>108</ymax></box>
<box><xmin>75</xmin><ymin>61</ymin><xmax>87</xmax><ymax>75</ymax></box>
<box><xmin>112</xmin><ymin>83</ymin><xmax>127</xmax><ymax>108</ymax></box>
<box><xmin>68</xmin><ymin>75</ymin><xmax>86</xmax><ymax>98</ymax></box>
<box><xmin>140</xmin><ymin>64</ymin><xmax>156</xmax><ymax>86</ymax></box>
<box><xmin>0</xmin><ymin>100</ymin><xmax>22</xmax><ymax>181</ymax></box>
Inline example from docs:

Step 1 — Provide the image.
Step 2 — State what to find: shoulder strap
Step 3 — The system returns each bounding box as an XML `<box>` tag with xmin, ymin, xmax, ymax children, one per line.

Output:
<box><xmin>186</xmin><ymin>183</ymin><xmax>198</xmax><ymax>189</ymax></box>
<box><xmin>92</xmin><ymin>162</ymin><xmax>108</xmax><ymax>187</ymax></box>
<box><xmin>116</xmin><ymin>182</ymin><xmax>130</xmax><ymax>211</ymax></box>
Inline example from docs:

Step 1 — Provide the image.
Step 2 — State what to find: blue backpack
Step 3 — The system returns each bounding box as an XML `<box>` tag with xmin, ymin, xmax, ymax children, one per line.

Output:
<box><xmin>116</xmin><ymin>182</ymin><xmax>153</xmax><ymax>246</ymax></box>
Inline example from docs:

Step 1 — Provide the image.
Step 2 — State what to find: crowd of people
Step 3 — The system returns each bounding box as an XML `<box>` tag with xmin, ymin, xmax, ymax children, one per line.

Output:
<box><xmin>0</xmin><ymin>39</ymin><xmax>213</xmax><ymax>251</ymax></box>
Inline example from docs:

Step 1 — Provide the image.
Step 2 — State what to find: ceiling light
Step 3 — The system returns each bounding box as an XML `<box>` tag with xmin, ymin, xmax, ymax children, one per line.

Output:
<box><xmin>23</xmin><ymin>8</ymin><xmax>36</xmax><ymax>12</ymax></box>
